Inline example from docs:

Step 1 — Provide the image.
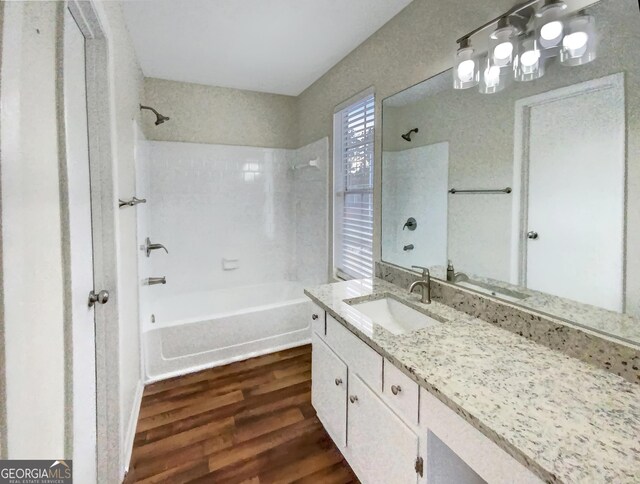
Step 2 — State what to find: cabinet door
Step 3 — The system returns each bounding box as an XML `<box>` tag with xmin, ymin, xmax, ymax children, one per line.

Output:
<box><xmin>309</xmin><ymin>303</ymin><xmax>325</xmax><ymax>337</ymax></box>
<box><xmin>348</xmin><ymin>374</ymin><xmax>419</xmax><ymax>484</ymax></box>
<box><xmin>311</xmin><ymin>333</ymin><xmax>347</xmax><ymax>447</ymax></box>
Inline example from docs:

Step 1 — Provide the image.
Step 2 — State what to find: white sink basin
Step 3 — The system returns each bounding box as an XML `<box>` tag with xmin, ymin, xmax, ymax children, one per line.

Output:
<box><xmin>349</xmin><ymin>297</ymin><xmax>441</xmax><ymax>335</ymax></box>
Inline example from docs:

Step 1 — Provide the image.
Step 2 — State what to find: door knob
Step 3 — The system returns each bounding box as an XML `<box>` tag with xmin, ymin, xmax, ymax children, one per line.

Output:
<box><xmin>527</xmin><ymin>231</ymin><xmax>539</xmax><ymax>240</ymax></box>
<box><xmin>88</xmin><ymin>289</ymin><xmax>109</xmax><ymax>307</ymax></box>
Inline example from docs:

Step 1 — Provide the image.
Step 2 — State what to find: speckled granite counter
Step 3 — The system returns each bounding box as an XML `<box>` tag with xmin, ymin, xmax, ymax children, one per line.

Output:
<box><xmin>304</xmin><ymin>278</ymin><xmax>640</xmax><ymax>484</ymax></box>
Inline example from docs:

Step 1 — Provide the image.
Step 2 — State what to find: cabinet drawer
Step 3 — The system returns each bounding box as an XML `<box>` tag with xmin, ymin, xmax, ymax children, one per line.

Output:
<box><xmin>326</xmin><ymin>314</ymin><xmax>382</xmax><ymax>392</ymax></box>
<box><xmin>309</xmin><ymin>302</ymin><xmax>325</xmax><ymax>338</ymax></box>
<box><xmin>383</xmin><ymin>359</ymin><xmax>419</xmax><ymax>426</ymax></box>
<box><xmin>311</xmin><ymin>333</ymin><xmax>347</xmax><ymax>448</ymax></box>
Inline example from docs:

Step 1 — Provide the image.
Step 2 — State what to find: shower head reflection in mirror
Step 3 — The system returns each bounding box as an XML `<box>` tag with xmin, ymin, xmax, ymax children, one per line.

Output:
<box><xmin>381</xmin><ymin>0</ymin><xmax>640</xmax><ymax>347</ymax></box>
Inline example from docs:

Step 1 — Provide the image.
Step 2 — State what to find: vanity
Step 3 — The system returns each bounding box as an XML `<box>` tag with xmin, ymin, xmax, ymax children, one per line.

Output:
<box><xmin>305</xmin><ymin>278</ymin><xmax>640</xmax><ymax>483</ymax></box>
<box><xmin>307</xmin><ymin>0</ymin><xmax>640</xmax><ymax>481</ymax></box>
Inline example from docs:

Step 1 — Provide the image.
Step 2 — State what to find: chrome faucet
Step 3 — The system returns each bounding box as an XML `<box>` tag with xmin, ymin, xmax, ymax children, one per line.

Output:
<box><xmin>446</xmin><ymin>261</ymin><xmax>469</xmax><ymax>283</ymax></box>
<box><xmin>145</xmin><ymin>237</ymin><xmax>168</xmax><ymax>257</ymax></box>
<box><xmin>409</xmin><ymin>265</ymin><xmax>431</xmax><ymax>304</ymax></box>
<box><xmin>453</xmin><ymin>272</ymin><xmax>469</xmax><ymax>283</ymax></box>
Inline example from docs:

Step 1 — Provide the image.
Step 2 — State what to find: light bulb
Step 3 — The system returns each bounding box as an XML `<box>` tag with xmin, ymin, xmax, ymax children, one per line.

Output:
<box><xmin>540</xmin><ymin>20</ymin><xmax>562</xmax><ymax>41</ymax></box>
<box><xmin>536</xmin><ymin>1</ymin><xmax>567</xmax><ymax>49</ymax></box>
<box><xmin>457</xmin><ymin>59</ymin><xmax>476</xmax><ymax>82</ymax></box>
<box><xmin>563</xmin><ymin>31</ymin><xmax>588</xmax><ymax>55</ymax></box>
<box><xmin>493</xmin><ymin>42</ymin><xmax>513</xmax><ymax>62</ymax></box>
<box><xmin>489</xmin><ymin>18</ymin><xmax>519</xmax><ymax>67</ymax></box>
<box><xmin>453</xmin><ymin>39</ymin><xmax>479</xmax><ymax>89</ymax></box>
<box><xmin>515</xmin><ymin>36</ymin><xmax>544</xmax><ymax>81</ymax></box>
<box><xmin>560</xmin><ymin>12</ymin><xmax>596</xmax><ymax>66</ymax></box>
<box><xmin>484</xmin><ymin>66</ymin><xmax>501</xmax><ymax>87</ymax></box>
<box><xmin>520</xmin><ymin>49</ymin><xmax>540</xmax><ymax>67</ymax></box>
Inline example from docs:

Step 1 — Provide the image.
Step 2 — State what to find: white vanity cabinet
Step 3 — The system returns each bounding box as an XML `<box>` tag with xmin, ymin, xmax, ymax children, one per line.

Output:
<box><xmin>309</xmin><ymin>302</ymin><xmax>542</xmax><ymax>484</ymax></box>
<box><xmin>348</xmin><ymin>374</ymin><xmax>420</xmax><ymax>484</ymax></box>
<box><xmin>311</xmin><ymin>333</ymin><xmax>347</xmax><ymax>446</ymax></box>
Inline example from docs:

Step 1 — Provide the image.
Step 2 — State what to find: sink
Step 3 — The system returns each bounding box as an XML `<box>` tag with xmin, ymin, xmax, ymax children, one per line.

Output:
<box><xmin>348</xmin><ymin>297</ymin><xmax>441</xmax><ymax>335</ymax></box>
<box><xmin>456</xmin><ymin>281</ymin><xmax>528</xmax><ymax>303</ymax></box>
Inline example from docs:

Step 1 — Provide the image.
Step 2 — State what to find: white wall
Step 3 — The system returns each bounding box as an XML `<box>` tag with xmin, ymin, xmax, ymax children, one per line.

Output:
<box><xmin>0</xmin><ymin>0</ymin><xmax>145</xmax><ymax>476</ymax></box>
<box><xmin>142</xmin><ymin>77</ymin><xmax>298</xmax><ymax>149</ymax></box>
<box><xmin>1</xmin><ymin>1</ymin><xmax>65</xmax><ymax>458</ymax></box>
<box><xmin>137</xmin><ymin>139</ymin><xmax>328</xmax><ymax>333</ymax></box>
<box><xmin>382</xmin><ymin>143</ymin><xmax>448</xmax><ymax>269</ymax></box>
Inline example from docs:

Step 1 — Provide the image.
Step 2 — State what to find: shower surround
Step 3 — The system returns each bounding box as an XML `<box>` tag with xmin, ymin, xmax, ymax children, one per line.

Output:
<box><xmin>136</xmin><ymin>138</ymin><xmax>328</xmax><ymax>380</ymax></box>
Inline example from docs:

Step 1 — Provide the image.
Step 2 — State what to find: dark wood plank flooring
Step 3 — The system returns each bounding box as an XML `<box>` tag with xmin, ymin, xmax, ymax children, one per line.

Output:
<box><xmin>125</xmin><ymin>345</ymin><xmax>359</xmax><ymax>483</ymax></box>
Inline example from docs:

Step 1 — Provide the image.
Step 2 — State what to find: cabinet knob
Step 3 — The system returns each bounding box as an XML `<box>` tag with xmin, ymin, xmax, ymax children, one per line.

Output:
<box><xmin>527</xmin><ymin>231</ymin><xmax>539</xmax><ymax>240</ymax></box>
<box><xmin>312</xmin><ymin>314</ymin><xmax>319</xmax><ymax>320</ymax></box>
<box><xmin>391</xmin><ymin>385</ymin><xmax>402</xmax><ymax>395</ymax></box>
<box><xmin>335</xmin><ymin>378</ymin><xmax>342</xmax><ymax>386</ymax></box>
<box><xmin>349</xmin><ymin>395</ymin><xmax>358</xmax><ymax>404</ymax></box>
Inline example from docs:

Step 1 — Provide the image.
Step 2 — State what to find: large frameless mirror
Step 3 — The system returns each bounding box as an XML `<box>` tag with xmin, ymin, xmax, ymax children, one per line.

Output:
<box><xmin>381</xmin><ymin>0</ymin><xmax>640</xmax><ymax>346</ymax></box>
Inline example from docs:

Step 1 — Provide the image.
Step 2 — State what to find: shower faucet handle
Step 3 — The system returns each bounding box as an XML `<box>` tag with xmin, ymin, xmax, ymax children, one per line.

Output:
<box><xmin>145</xmin><ymin>237</ymin><xmax>169</xmax><ymax>257</ymax></box>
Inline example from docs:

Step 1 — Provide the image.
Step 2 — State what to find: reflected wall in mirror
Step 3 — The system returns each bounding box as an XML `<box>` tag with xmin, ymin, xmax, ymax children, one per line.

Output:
<box><xmin>381</xmin><ymin>0</ymin><xmax>640</xmax><ymax>345</ymax></box>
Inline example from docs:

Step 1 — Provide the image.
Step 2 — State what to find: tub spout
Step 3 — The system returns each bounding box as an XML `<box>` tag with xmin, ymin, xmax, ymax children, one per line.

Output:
<box><xmin>146</xmin><ymin>277</ymin><xmax>166</xmax><ymax>286</ymax></box>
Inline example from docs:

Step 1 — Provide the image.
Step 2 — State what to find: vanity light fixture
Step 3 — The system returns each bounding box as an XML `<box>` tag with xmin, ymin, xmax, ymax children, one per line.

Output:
<box><xmin>453</xmin><ymin>0</ymin><xmax>597</xmax><ymax>93</ymax></box>
<box><xmin>560</xmin><ymin>11</ymin><xmax>596</xmax><ymax>66</ymax></box>
<box><xmin>454</xmin><ymin>38</ymin><xmax>480</xmax><ymax>89</ymax></box>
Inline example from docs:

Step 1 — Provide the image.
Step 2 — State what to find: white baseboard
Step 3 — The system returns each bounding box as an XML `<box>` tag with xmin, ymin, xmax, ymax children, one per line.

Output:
<box><xmin>121</xmin><ymin>379</ymin><xmax>144</xmax><ymax>480</ymax></box>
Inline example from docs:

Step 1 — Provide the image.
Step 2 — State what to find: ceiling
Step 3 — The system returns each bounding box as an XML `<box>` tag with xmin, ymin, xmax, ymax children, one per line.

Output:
<box><xmin>123</xmin><ymin>0</ymin><xmax>413</xmax><ymax>96</ymax></box>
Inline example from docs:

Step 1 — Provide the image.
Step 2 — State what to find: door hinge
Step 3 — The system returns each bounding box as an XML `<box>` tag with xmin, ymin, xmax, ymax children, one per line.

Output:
<box><xmin>415</xmin><ymin>456</ymin><xmax>424</xmax><ymax>477</ymax></box>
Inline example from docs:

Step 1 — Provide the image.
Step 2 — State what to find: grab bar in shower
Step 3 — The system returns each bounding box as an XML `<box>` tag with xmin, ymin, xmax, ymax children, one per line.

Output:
<box><xmin>448</xmin><ymin>187</ymin><xmax>512</xmax><ymax>194</ymax></box>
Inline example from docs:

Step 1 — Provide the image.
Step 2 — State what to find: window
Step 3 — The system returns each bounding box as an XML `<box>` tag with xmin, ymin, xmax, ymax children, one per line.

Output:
<box><xmin>333</xmin><ymin>92</ymin><xmax>375</xmax><ymax>280</ymax></box>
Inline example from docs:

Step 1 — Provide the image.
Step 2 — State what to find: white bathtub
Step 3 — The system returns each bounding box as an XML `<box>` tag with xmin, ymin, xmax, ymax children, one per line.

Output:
<box><xmin>143</xmin><ymin>281</ymin><xmax>312</xmax><ymax>381</ymax></box>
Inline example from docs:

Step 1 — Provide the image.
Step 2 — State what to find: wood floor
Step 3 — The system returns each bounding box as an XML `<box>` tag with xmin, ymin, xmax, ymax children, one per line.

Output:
<box><xmin>125</xmin><ymin>345</ymin><xmax>359</xmax><ymax>483</ymax></box>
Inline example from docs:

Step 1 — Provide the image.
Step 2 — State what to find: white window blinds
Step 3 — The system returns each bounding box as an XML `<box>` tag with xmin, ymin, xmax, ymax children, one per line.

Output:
<box><xmin>333</xmin><ymin>93</ymin><xmax>375</xmax><ymax>280</ymax></box>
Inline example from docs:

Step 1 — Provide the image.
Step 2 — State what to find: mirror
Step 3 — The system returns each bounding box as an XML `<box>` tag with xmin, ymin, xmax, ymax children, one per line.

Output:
<box><xmin>381</xmin><ymin>0</ymin><xmax>640</xmax><ymax>345</ymax></box>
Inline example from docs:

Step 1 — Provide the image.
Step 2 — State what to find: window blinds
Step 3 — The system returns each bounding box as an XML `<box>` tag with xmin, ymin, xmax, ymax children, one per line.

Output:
<box><xmin>334</xmin><ymin>94</ymin><xmax>374</xmax><ymax>280</ymax></box>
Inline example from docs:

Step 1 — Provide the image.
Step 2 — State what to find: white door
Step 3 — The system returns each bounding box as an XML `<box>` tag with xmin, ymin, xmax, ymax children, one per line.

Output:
<box><xmin>311</xmin><ymin>334</ymin><xmax>348</xmax><ymax>447</ymax></box>
<box><xmin>348</xmin><ymin>374</ymin><xmax>419</xmax><ymax>484</ymax></box>
<box><xmin>64</xmin><ymin>8</ymin><xmax>97</xmax><ymax>481</ymax></box>
<box><xmin>516</xmin><ymin>74</ymin><xmax>625</xmax><ymax>311</ymax></box>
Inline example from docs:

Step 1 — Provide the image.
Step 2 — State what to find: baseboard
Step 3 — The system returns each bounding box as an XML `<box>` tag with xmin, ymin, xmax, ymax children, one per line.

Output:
<box><xmin>121</xmin><ymin>379</ymin><xmax>144</xmax><ymax>480</ymax></box>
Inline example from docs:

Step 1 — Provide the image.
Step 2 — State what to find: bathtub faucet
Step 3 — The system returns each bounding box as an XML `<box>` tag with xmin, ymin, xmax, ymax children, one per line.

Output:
<box><xmin>146</xmin><ymin>277</ymin><xmax>166</xmax><ymax>286</ymax></box>
<box><xmin>145</xmin><ymin>237</ymin><xmax>169</xmax><ymax>257</ymax></box>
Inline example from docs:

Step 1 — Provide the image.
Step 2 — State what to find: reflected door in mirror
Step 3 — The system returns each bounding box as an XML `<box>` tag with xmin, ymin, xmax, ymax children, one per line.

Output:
<box><xmin>515</xmin><ymin>75</ymin><xmax>625</xmax><ymax>312</ymax></box>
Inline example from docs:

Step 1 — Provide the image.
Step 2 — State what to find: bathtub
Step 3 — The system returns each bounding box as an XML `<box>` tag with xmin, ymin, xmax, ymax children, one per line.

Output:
<box><xmin>143</xmin><ymin>281</ymin><xmax>312</xmax><ymax>381</ymax></box>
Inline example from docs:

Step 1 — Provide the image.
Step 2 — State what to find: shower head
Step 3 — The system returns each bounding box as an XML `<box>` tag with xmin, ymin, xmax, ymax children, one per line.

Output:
<box><xmin>140</xmin><ymin>104</ymin><xmax>170</xmax><ymax>126</ymax></box>
<box><xmin>401</xmin><ymin>128</ymin><xmax>419</xmax><ymax>142</ymax></box>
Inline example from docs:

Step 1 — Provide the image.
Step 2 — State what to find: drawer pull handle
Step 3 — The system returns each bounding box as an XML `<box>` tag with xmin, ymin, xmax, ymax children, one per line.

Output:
<box><xmin>312</xmin><ymin>314</ymin><xmax>319</xmax><ymax>320</ymax></box>
<box><xmin>391</xmin><ymin>385</ymin><xmax>402</xmax><ymax>395</ymax></box>
<box><xmin>335</xmin><ymin>378</ymin><xmax>343</xmax><ymax>386</ymax></box>
<box><xmin>349</xmin><ymin>395</ymin><xmax>358</xmax><ymax>404</ymax></box>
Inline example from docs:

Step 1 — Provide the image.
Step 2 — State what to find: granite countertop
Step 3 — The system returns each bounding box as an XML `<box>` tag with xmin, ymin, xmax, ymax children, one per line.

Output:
<box><xmin>304</xmin><ymin>278</ymin><xmax>640</xmax><ymax>484</ymax></box>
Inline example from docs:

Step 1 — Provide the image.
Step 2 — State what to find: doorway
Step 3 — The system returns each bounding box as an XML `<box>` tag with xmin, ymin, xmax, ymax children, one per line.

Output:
<box><xmin>511</xmin><ymin>73</ymin><xmax>626</xmax><ymax>311</ymax></box>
